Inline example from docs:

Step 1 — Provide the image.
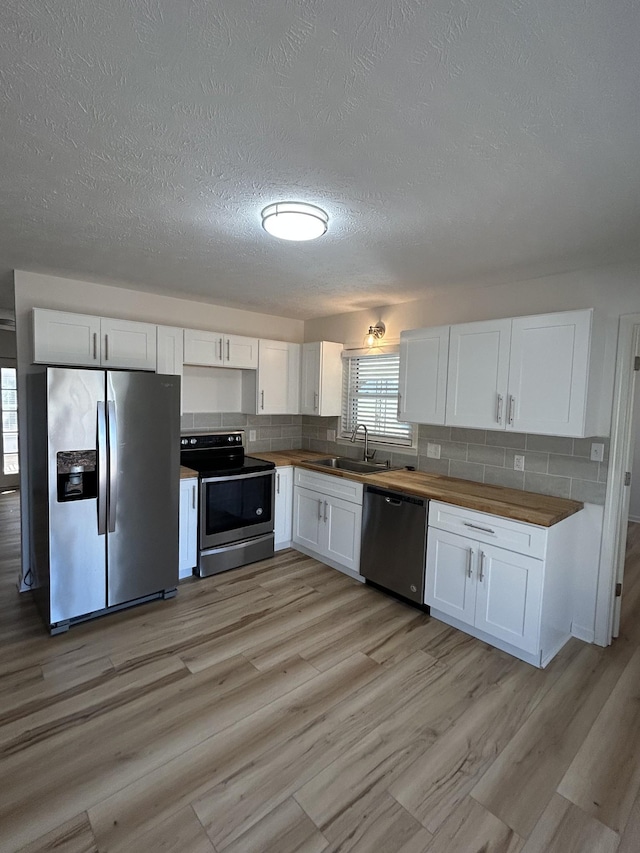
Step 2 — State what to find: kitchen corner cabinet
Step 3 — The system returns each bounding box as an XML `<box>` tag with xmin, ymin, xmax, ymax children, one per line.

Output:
<box><xmin>179</xmin><ymin>477</ymin><xmax>198</xmax><ymax>579</ymax></box>
<box><xmin>300</xmin><ymin>341</ymin><xmax>343</xmax><ymax>416</ymax></box>
<box><xmin>274</xmin><ymin>466</ymin><xmax>294</xmax><ymax>550</ymax></box>
<box><xmin>292</xmin><ymin>468</ymin><xmax>363</xmax><ymax>578</ymax></box>
<box><xmin>444</xmin><ymin>309</ymin><xmax>596</xmax><ymax>437</ymax></box>
<box><xmin>157</xmin><ymin>325</ymin><xmax>184</xmax><ymax>413</ymax></box>
<box><xmin>183</xmin><ymin>328</ymin><xmax>258</xmax><ymax>369</ymax></box>
<box><xmin>425</xmin><ymin>500</ymin><xmax>583</xmax><ymax>667</ymax></box>
<box><xmin>256</xmin><ymin>340</ymin><xmax>300</xmax><ymax>415</ymax></box>
<box><xmin>33</xmin><ymin>308</ymin><xmax>157</xmax><ymax>370</ymax></box>
<box><xmin>399</xmin><ymin>326</ymin><xmax>449</xmax><ymax>424</ymax></box>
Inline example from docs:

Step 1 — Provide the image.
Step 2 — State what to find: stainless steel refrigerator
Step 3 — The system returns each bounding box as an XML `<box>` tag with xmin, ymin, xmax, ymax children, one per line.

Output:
<box><xmin>27</xmin><ymin>366</ymin><xmax>180</xmax><ymax>634</ymax></box>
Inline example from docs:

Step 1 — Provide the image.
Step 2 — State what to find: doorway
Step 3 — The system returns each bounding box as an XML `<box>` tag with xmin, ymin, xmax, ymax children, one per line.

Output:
<box><xmin>595</xmin><ymin>314</ymin><xmax>640</xmax><ymax>644</ymax></box>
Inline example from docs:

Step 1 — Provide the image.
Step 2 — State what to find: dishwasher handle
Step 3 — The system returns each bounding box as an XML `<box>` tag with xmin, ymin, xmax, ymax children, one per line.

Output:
<box><xmin>366</xmin><ymin>485</ymin><xmax>427</xmax><ymax>508</ymax></box>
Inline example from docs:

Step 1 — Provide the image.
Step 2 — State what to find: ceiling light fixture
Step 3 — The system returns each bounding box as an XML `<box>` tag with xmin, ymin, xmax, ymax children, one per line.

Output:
<box><xmin>261</xmin><ymin>201</ymin><xmax>329</xmax><ymax>241</ymax></box>
<box><xmin>365</xmin><ymin>322</ymin><xmax>386</xmax><ymax>348</ymax></box>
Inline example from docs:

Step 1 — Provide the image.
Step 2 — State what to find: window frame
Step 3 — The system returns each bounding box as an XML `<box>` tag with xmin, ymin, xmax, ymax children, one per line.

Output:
<box><xmin>340</xmin><ymin>348</ymin><xmax>417</xmax><ymax>453</ymax></box>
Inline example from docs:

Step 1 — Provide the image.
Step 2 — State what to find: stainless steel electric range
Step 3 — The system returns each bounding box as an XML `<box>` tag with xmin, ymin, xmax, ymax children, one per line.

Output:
<box><xmin>180</xmin><ymin>431</ymin><xmax>276</xmax><ymax>578</ymax></box>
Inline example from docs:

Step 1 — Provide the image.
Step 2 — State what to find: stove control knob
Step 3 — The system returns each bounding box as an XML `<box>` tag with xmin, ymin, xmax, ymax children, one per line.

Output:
<box><xmin>228</xmin><ymin>436</ymin><xmax>233</xmax><ymax>442</ymax></box>
<box><xmin>190</xmin><ymin>438</ymin><xmax>197</xmax><ymax>445</ymax></box>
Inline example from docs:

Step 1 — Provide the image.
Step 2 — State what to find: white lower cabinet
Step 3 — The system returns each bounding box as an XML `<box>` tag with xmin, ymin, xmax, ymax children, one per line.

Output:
<box><xmin>292</xmin><ymin>469</ymin><xmax>363</xmax><ymax>578</ymax></box>
<box><xmin>426</xmin><ymin>500</ymin><xmax>582</xmax><ymax>667</ymax></box>
<box><xmin>179</xmin><ymin>478</ymin><xmax>198</xmax><ymax>579</ymax></box>
<box><xmin>274</xmin><ymin>466</ymin><xmax>293</xmax><ymax>550</ymax></box>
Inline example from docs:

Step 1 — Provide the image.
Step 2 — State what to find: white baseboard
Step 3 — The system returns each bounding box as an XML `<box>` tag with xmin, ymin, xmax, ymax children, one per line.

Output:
<box><xmin>571</xmin><ymin>623</ymin><xmax>595</xmax><ymax>644</ymax></box>
<box><xmin>628</xmin><ymin>514</ymin><xmax>640</xmax><ymax>524</ymax></box>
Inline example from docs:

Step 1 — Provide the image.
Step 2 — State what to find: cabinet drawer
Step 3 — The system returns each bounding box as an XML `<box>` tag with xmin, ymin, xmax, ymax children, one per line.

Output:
<box><xmin>294</xmin><ymin>468</ymin><xmax>363</xmax><ymax>505</ymax></box>
<box><xmin>428</xmin><ymin>501</ymin><xmax>547</xmax><ymax>559</ymax></box>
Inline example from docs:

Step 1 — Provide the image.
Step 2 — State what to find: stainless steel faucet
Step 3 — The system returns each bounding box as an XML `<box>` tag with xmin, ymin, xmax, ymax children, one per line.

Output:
<box><xmin>350</xmin><ymin>423</ymin><xmax>375</xmax><ymax>461</ymax></box>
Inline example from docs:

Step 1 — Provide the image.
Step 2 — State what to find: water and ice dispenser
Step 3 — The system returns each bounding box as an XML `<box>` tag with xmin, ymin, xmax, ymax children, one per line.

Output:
<box><xmin>56</xmin><ymin>451</ymin><xmax>98</xmax><ymax>502</ymax></box>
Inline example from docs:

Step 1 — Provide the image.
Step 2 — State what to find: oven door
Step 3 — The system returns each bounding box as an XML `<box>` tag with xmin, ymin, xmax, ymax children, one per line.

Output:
<box><xmin>200</xmin><ymin>471</ymin><xmax>275</xmax><ymax>550</ymax></box>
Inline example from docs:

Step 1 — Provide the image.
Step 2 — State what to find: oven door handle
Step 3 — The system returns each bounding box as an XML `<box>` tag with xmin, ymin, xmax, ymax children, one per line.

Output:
<box><xmin>201</xmin><ymin>471</ymin><xmax>275</xmax><ymax>484</ymax></box>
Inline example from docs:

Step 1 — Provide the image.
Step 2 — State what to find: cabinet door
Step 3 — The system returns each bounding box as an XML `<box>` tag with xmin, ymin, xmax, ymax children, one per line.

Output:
<box><xmin>507</xmin><ymin>310</ymin><xmax>592</xmax><ymax>436</ymax></box>
<box><xmin>259</xmin><ymin>341</ymin><xmax>300</xmax><ymax>414</ymax></box>
<box><xmin>101</xmin><ymin>318</ymin><xmax>157</xmax><ymax>371</ymax></box>
<box><xmin>156</xmin><ymin>326</ymin><xmax>184</xmax><ymax>376</ymax></box>
<box><xmin>274</xmin><ymin>466</ymin><xmax>293</xmax><ymax>550</ymax></box>
<box><xmin>292</xmin><ymin>486</ymin><xmax>324</xmax><ymax>551</ymax></box>
<box><xmin>317</xmin><ymin>341</ymin><xmax>343</xmax><ymax>416</ymax></box>
<box><xmin>179</xmin><ymin>479</ymin><xmax>198</xmax><ymax>579</ymax></box>
<box><xmin>425</xmin><ymin>529</ymin><xmax>476</xmax><ymax>626</ymax></box>
<box><xmin>324</xmin><ymin>494</ymin><xmax>362</xmax><ymax>573</ymax></box>
<box><xmin>474</xmin><ymin>543</ymin><xmax>542</xmax><ymax>653</ymax></box>
<box><xmin>399</xmin><ymin>326</ymin><xmax>449</xmax><ymax>424</ymax></box>
<box><xmin>446</xmin><ymin>319</ymin><xmax>511</xmax><ymax>430</ymax></box>
<box><xmin>183</xmin><ymin>329</ymin><xmax>224</xmax><ymax>366</ymax></box>
<box><xmin>300</xmin><ymin>342</ymin><xmax>321</xmax><ymax>415</ymax></box>
<box><xmin>33</xmin><ymin>308</ymin><xmax>101</xmax><ymax>366</ymax></box>
<box><xmin>224</xmin><ymin>334</ymin><xmax>258</xmax><ymax>369</ymax></box>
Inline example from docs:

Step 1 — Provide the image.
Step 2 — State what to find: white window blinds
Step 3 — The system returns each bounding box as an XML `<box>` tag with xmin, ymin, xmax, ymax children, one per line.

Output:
<box><xmin>341</xmin><ymin>352</ymin><xmax>413</xmax><ymax>447</ymax></box>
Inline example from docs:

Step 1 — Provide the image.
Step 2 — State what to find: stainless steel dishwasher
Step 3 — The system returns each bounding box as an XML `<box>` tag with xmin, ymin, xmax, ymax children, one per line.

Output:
<box><xmin>360</xmin><ymin>485</ymin><xmax>429</xmax><ymax>605</ymax></box>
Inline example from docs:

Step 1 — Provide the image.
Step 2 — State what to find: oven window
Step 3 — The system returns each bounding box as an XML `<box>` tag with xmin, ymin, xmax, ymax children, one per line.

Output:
<box><xmin>204</xmin><ymin>475</ymin><xmax>273</xmax><ymax>536</ymax></box>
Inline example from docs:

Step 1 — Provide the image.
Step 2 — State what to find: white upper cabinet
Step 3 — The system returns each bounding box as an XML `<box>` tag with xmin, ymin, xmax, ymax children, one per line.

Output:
<box><xmin>399</xmin><ymin>326</ymin><xmax>449</xmax><ymax>425</ymax></box>
<box><xmin>446</xmin><ymin>319</ymin><xmax>512</xmax><ymax>430</ymax></box>
<box><xmin>257</xmin><ymin>339</ymin><xmax>300</xmax><ymax>415</ymax></box>
<box><xmin>506</xmin><ymin>310</ymin><xmax>592</xmax><ymax>436</ymax></box>
<box><xmin>156</xmin><ymin>325</ymin><xmax>184</xmax><ymax>376</ymax></box>
<box><xmin>443</xmin><ymin>309</ymin><xmax>597</xmax><ymax>437</ymax></box>
<box><xmin>300</xmin><ymin>341</ymin><xmax>343</xmax><ymax>416</ymax></box>
<box><xmin>99</xmin><ymin>317</ymin><xmax>157</xmax><ymax>371</ymax></box>
<box><xmin>183</xmin><ymin>329</ymin><xmax>258</xmax><ymax>369</ymax></box>
<box><xmin>33</xmin><ymin>309</ymin><xmax>156</xmax><ymax>371</ymax></box>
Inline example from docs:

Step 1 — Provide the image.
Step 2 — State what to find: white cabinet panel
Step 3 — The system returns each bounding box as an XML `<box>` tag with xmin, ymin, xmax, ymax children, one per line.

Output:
<box><xmin>426</xmin><ymin>529</ymin><xmax>476</xmax><ymax>625</ymax></box>
<box><xmin>301</xmin><ymin>341</ymin><xmax>343</xmax><ymax>416</ymax></box>
<box><xmin>274</xmin><ymin>466</ymin><xmax>293</xmax><ymax>550</ymax></box>
<box><xmin>183</xmin><ymin>329</ymin><xmax>224</xmax><ymax>366</ymax></box>
<box><xmin>225</xmin><ymin>334</ymin><xmax>258</xmax><ymax>369</ymax></box>
<box><xmin>179</xmin><ymin>478</ymin><xmax>198</xmax><ymax>579</ymax></box>
<box><xmin>293</xmin><ymin>486</ymin><xmax>324</xmax><ymax>551</ymax></box>
<box><xmin>324</xmin><ymin>496</ymin><xmax>362</xmax><ymax>573</ymax></box>
<box><xmin>100</xmin><ymin>318</ymin><xmax>157</xmax><ymax>371</ymax></box>
<box><xmin>507</xmin><ymin>310</ymin><xmax>592</xmax><ymax>436</ymax></box>
<box><xmin>33</xmin><ymin>309</ymin><xmax>101</xmax><ymax>367</ymax></box>
<box><xmin>399</xmin><ymin>326</ymin><xmax>449</xmax><ymax>425</ymax></box>
<box><xmin>258</xmin><ymin>340</ymin><xmax>300</xmax><ymax>414</ymax></box>
<box><xmin>446</xmin><ymin>319</ymin><xmax>511</xmax><ymax>430</ymax></box>
<box><xmin>157</xmin><ymin>325</ymin><xmax>184</xmax><ymax>376</ymax></box>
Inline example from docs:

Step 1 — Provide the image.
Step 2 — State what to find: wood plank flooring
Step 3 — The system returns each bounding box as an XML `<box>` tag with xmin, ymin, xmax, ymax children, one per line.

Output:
<box><xmin>1</xmin><ymin>489</ymin><xmax>640</xmax><ymax>853</ymax></box>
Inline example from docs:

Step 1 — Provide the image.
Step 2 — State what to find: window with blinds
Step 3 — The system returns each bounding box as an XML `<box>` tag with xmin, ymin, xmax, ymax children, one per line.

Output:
<box><xmin>341</xmin><ymin>352</ymin><xmax>414</xmax><ymax>447</ymax></box>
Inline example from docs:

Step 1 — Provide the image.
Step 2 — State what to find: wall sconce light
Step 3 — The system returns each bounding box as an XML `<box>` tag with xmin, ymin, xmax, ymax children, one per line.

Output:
<box><xmin>365</xmin><ymin>321</ymin><xmax>386</xmax><ymax>348</ymax></box>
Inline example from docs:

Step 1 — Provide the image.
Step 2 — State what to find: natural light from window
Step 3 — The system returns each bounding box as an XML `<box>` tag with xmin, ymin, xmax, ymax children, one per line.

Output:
<box><xmin>1</xmin><ymin>367</ymin><xmax>19</xmax><ymax>475</ymax></box>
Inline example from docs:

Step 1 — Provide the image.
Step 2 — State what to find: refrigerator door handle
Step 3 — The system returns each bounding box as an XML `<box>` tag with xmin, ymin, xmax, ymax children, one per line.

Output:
<box><xmin>107</xmin><ymin>400</ymin><xmax>118</xmax><ymax>532</ymax></box>
<box><xmin>97</xmin><ymin>401</ymin><xmax>108</xmax><ymax>535</ymax></box>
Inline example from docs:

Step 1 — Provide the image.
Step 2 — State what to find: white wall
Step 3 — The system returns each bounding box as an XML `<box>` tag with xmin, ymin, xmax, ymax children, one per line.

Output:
<box><xmin>305</xmin><ymin>261</ymin><xmax>640</xmax><ymax>643</ymax></box>
<box><xmin>0</xmin><ymin>329</ymin><xmax>16</xmax><ymax>358</ymax></box>
<box><xmin>14</xmin><ymin>270</ymin><xmax>304</xmax><ymax>584</ymax></box>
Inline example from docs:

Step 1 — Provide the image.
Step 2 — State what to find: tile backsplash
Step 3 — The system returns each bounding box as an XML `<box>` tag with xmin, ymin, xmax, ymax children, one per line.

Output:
<box><xmin>182</xmin><ymin>413</ymin><xmax>609</xmax><ymax>505</ymax></box>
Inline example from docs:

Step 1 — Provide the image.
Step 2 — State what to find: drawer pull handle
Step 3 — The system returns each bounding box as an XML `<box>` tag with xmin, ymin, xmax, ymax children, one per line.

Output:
<box><xmin>463</xmin><ymin>522</ymin><xmax>496</xmax><ymax>535</ymax></box>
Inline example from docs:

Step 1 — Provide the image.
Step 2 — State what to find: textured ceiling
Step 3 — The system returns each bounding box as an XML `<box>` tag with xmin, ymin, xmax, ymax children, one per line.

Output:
<box><xmin>1</xmin><ymin>0</ymin><xmax>639</xmax><ymax>319</ymax></box>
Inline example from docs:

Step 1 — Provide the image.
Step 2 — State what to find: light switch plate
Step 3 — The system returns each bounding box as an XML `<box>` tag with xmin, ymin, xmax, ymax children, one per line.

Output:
<box><xmin>427</xmin><ymin>442</ymin><xmax>441</xmax><ymax>459</ymax></box>
<box><xmin>249</xmin><ymin>430</ymin><xmax>257</xmax><ymax>442</ymax></box>
<box><xmin>590</xmin><ymin>442</ymin><xmax>605</xmax><ymax>462</ymax></box>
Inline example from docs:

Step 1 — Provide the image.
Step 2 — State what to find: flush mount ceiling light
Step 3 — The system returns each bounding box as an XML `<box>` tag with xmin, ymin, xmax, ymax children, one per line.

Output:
<box><xmin>365</xmin><ymin>322</ymin><xmax>386</xmax><ymax>348</ymax></box>
<box><xmin>261</xmin><ymin>201</ymin><xmax>329</xmax><ymax>241</ymax></box>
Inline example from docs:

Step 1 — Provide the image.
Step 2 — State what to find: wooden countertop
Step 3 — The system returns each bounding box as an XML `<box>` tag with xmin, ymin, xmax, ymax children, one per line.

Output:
<box><xmin>180</xmin><ymin>465</ymin><xmax>198</xmax><ymax>480</ymax></box>
<box><xmin>249</xmin><ymin>450</ymin><xmax>583</xmax><ymax>527</ymax></box>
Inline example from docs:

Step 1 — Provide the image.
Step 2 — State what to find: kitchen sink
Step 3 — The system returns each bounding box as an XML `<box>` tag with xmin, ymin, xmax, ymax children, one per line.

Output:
<box><xmin>312</xmin><ymin>457</ymin><xmax>399</xmax><ymax>475</ymax></box>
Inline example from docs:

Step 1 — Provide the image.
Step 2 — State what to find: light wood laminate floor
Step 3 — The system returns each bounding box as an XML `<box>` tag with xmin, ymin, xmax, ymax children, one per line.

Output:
<box><xmin>1</xmin><ymin>489</ymin><xmax>640</xmax><ymax>853</ymax></box>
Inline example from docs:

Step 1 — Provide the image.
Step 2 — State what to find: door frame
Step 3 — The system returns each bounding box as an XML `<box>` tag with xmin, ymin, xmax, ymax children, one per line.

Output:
<box><xmin>594</xmin><ymin>313</ymin><xmax>640</xmax><ymax>645</ymax></box>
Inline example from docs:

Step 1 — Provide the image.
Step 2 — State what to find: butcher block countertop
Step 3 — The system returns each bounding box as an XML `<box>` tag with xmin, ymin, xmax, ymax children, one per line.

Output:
<box><xmin>250</xmin><ymin>450</ymin><xmax>583</xmax><ymax>527</ymax></box>
<box><xmin>180</xmin><ymin>465</ymin><xmax>198</xmax><ymax>479</ymax></box>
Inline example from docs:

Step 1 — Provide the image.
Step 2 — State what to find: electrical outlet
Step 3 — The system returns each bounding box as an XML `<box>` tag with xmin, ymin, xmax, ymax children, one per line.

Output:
<box><xmin>327</xmin><ymin>429</ymin><xmax>336</xmax><ymax>442</ymax></box>
<box><xmin>590</xmin><ymin>442</ymin><xmax>605</xmax><ymax>462</ymax></box>
<box><xmin>514</xmin><ymin>454</ymin><xmax>525</xmax><ymax>471</ymax></box>
<box><xmin>249</xmin><ymin>430</ymin><xmax>257</xmax><ymax>442</ymax></box>
<box><xmin>427</xmin><ymin>442</ymin><xmax>441</xmax><ymax>459</ymax></box>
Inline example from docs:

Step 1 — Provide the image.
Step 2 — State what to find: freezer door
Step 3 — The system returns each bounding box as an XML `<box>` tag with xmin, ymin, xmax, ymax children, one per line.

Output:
<box><xmin>106</xmin><ymin>372</ymin><xmax>180</xmax><ymax>606</ymax></box>
<box><xmin>47</xmin><ymin>368</ymin><xmax>107</xmax><ymax>623</ymax></box>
